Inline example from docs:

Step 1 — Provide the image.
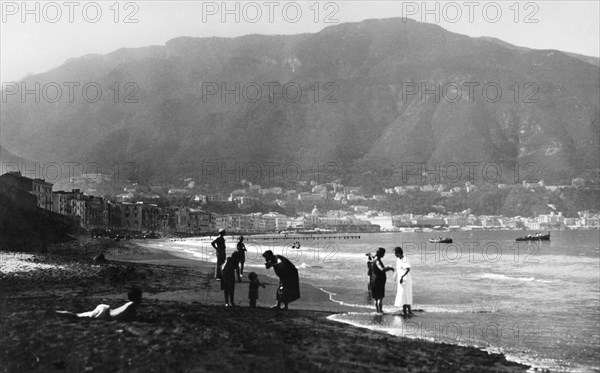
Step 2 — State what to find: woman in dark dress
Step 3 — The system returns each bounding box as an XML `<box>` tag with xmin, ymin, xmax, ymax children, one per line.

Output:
<box><xmin>221</xmin><ymin>251</ymin><xmax>242</xmax><ymax>306</ymax></box>
<box><xmin>262</xmin><ymin>250</ymin><xmax>300</xmax><ymax>310</ymax></box>
<box><xmin>371</xmin><ymin>247</ymin><xmax>395</xmax><ymax>313</ymax></box>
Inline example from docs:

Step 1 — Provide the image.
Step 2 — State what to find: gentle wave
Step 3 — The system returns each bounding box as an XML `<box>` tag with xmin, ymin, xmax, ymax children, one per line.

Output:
<box><xmin>319</xmin><ymin>288</ymin><xmax>375</xmax><ymax>310</ymax></box>
<box><xmin>327</xmin><ymin>312</ymin><xmax>578</xmax><ymax>373</ymax></box>
<box><xmin>480</xmin><ymin>273</ymin><xmax>535</xmax><ymax>281</ymax></box>
<box><xmin>319</xmin><ymin>288</ymin><xmax>503</xmax><ymax>314</ymax></box>
<box><xmin>298</xmin><ymin>262</ymin><xmax>325</xmax><ymax>269</ymax></box>
<box><xmin>478</xmin><ymin>273</ymin><xmax>558</xmax><ymax>284</ymax></box>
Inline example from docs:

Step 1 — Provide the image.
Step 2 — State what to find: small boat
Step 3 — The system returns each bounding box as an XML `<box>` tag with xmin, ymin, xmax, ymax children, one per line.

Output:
<box><xmin>429</xmin><ymin>237</ymin><xmax>453</xmax><ymax>244</ymax></box>
<box><xmin>515</xmin><ymin>232</ymin><xmax>550</xmax><ymax>241</ymax></box>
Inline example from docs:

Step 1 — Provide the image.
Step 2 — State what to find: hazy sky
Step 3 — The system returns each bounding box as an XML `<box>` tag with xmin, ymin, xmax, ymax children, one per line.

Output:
<box><xmin>1</xmin><ymin>1</ymin><xmax>599</xmax><ymax>82</ymax></box>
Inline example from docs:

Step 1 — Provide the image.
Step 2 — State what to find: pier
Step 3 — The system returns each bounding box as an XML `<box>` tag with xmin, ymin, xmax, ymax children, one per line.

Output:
<box><xmin>249</xmin><ymin>235</ymin><xmax>361</xmax><ymax>241</ymax></box>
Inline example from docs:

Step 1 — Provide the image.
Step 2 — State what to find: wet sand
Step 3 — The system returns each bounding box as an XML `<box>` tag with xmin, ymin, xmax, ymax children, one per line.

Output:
<box><xmin>0</xmin><ymin>237</ymin><xmax>529</xmax><ymax>372</ymax></box>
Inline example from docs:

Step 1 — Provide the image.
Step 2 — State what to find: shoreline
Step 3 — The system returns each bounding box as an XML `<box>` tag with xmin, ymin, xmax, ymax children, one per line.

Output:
<box><xmin>155</xmin><ymin>227</ymin><xmax>600</xmax><ymax>242</ymax></box>
<box><xmin>111</xmin><ymin>238</ymin><xmax>363</xmax><ymax>313</ymax></box>
<box><xmin>0</xmin><ymin>238</ymin><xmax>530</xmax><ymax>372</ymax></box>
<box><xmin>123</xmin><ymin>239</ymin><xmax>535</xmax><ymax>370</ymax></box>
<box><xmin>133</xmin><ymin>239</ymin><xmax>585</xmax><ymax>372</ymax></box>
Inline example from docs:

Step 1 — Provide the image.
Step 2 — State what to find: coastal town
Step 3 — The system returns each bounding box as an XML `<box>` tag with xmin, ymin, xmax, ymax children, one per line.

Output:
<box><xmin>2</xmin><ymin>3</ymin><xmax>600</xmax><ymax>371</ymax></box>
<box><xmin>1</xmin><ymin>170</ymin><xmax>598</xmax><ymax>237</ymax></box>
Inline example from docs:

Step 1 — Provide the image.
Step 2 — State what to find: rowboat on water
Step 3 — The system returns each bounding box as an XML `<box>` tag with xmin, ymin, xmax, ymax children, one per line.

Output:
<box><xmin>428</xmin><ymin>237</ymin><xmax>453</xmax><ymax>244</ymax></box>
<box><xmin>515</xmin><ymin>232</ymin><xmax>550</xmax><ymax>241</ymax></box>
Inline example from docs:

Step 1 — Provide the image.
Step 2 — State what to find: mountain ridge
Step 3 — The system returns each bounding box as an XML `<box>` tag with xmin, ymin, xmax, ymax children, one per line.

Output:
<box><xmin>1</xmin><ymin>17</ymin><xmax>598</xmax><ymax>185</ymax></box>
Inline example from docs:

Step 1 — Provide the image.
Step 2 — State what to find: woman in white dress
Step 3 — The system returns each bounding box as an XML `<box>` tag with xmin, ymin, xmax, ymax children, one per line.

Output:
<box><xmin>394</xmin><ymin>246</ymin><xmax>413</xmax><ymax>316</ymax></box>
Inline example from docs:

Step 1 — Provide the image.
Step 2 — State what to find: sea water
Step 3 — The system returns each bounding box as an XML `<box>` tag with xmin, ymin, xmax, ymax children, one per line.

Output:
<box><xmin>247</xmin><ymin>230</ymin><xmax>600</xmax><ymax>372</ymax></box>
<box><xmin>148</xmin><ymin>230</ymin><xmax>599</xmax><ymax>372</ymax></box>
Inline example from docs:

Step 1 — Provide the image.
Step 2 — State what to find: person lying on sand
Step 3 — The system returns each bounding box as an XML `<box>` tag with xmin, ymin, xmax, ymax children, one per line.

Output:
<box><xmin>55</xmin><ymin>288</ymin><xmax>141</xmax><ymax>322</ymax></box>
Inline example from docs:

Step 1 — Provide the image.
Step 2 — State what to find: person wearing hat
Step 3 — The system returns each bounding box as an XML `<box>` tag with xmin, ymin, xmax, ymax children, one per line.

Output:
<box><xmin>262</xmin><ymin>250</ymin><xmax>300</xmax><ymax>310</ymax></box>
<box><xmin>212</xmin><ymin>228</ymin><xmax>227</xmax><ymax>280</ymax></box>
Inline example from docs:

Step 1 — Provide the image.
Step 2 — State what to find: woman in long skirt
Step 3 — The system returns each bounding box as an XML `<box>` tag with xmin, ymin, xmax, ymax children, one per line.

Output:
<box><xmin>394</xmin><ymin>246</ymin><xmax>413</xmax><ymax>316</ymax></box>
<box><xmin>371</xmin><ymin>247</ymin><xmax>395</xmax><ymax>313</ymax></box>
<box><xmin>262</xmin><ymin>250</ymin><xmax>300</xmax><ymax>310</ymax></box>
<box><xmin>221</xmin><ymin>251</ymin><xmax>242</xmax><ymax>306</ymax></box>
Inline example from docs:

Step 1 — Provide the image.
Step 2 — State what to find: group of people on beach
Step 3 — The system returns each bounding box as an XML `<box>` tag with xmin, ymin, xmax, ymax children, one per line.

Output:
<box><xmin>213</xmin><ymin>229</ymin><xmax>411</xmax><ymax>313</ymax></box>
<box><xmin>367</xmin><ymin>246</ymin><xmax>413</xmax><ymax>315</ymax></box>
<box><xmin>211</xmin><ymin>228</ymin><xmax>301</xmax><ymax>309</ymax></box>
<box><xmin>56</xmin><ymin>234</ymin><xmax>410</xmax><ymax>320</ymax></box>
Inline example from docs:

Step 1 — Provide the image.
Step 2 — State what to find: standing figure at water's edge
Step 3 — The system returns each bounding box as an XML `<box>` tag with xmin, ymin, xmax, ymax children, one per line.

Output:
<box><xmin>211</xmin><ymin>228</ymin><xmax>227</xmax><ymax>280</ymax></box>
<box><xmin>237</xmin><ymin>236</ymin><xmax>247</xmax><ymax>276</ymax></box>
<box><xmin>371</xmin><ymin>247</ymin><xmax>394</xmax><ymax>313</ymax></box>
<box><xmin>393</xmin><ymin>246</ymin><xmax>413</xmax><ymax>316</ymax></box>
<box><xmin>365</xmin><ymin>252</ymin><xmax>375</xmax><ymax>298</ymax></box>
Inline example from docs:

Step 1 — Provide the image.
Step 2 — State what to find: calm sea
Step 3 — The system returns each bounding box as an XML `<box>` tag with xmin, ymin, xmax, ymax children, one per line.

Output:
<box><xmin>149</xmin><ymin>230</ymin><xmax>599</xmax><ymax>372</ymax></box>
<box><xmin>246</xmin><ymin>230</ymin><xmax>600</xmax><ymax>372</ymax></box>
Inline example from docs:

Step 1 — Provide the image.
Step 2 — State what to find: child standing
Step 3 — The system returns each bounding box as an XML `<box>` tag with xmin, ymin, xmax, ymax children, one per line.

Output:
<box><xmin>221</xmin><ymin>251</ymin><xmax>242</xmax><ymax>307</ymax></box>
<box><xmin>247</xmin><ymin>272</ymin><xmax>266</xmax><ymax>308</ymax></box>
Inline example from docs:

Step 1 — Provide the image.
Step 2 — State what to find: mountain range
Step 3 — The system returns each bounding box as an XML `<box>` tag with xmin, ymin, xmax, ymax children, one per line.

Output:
<box><xmin>1</xmin><ymin>18</ymin><xmax>598</xmax><ymax>186</ymax></box>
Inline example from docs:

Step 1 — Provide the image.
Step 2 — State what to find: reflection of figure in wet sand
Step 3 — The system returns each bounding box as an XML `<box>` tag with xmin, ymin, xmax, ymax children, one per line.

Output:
<box><xmin>55</xmin><ymin>288</ymin><xmax>142</xmax><ymax>321</ymax></box>
<box><xmin>370</xmin><ymin>313</ymin><xmax>386</xmax><ymax>326</ymax></box>
<box><xmin>262</xmin><ymin>250</ymin><xmax>300</xmax><ymax>310</ymax></box>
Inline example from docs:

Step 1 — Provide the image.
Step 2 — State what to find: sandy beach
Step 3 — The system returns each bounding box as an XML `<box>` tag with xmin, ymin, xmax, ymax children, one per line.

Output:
<box><xmin>0</xmin><ymin>237</ymin><xmax>530</xmax><ymax>372</ymax></box>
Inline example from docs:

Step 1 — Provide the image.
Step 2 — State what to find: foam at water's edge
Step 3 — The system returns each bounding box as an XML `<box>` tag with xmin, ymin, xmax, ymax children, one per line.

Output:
<box><xmin>318</xmin><ymin>288</ymin><xmax>374</xmax><ymax>310</ymax></box>
<box><xmin>317</xmin><ymin>287</ymin><xmax>503</xmax><ymax>314</ymax></box>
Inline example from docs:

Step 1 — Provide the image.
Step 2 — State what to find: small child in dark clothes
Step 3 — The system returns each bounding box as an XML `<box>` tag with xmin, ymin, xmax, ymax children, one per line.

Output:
<box><xmin>247</xmin><ymin>272</ymin><xmax>266</xmax><ymax>308</ymax></box>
